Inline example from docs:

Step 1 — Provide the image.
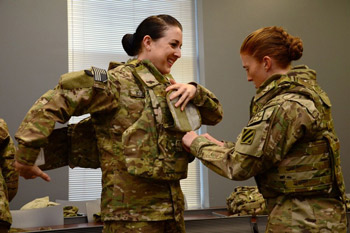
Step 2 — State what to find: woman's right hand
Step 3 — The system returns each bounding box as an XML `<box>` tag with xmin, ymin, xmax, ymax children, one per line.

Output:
<box><xmin>201</xmin><ymin>133</ymin><xmax>224</xmax><ymax>147</ymax></box>
<box><xmin>166</xmin><ymin>79</ymin><xmax>197</xmax><ymax>111</ymax></box>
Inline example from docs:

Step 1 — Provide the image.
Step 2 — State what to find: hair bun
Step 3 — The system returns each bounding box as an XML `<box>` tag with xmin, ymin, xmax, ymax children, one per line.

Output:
<box><xmin>288</xmin><ymin>37</ymin><xmax>303</xmax><ymax>61</ymax></box>
<box><xmin>122</xmin><ymin>33</ymin><xmax>136</xmax><ymax>56</ymax></box>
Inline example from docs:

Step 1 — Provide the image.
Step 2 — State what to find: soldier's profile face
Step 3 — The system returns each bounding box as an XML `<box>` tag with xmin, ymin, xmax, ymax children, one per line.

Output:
<box><xmin>240</xmin><ymin>54</ymin><xmax>267</xmax><ymax>88</ymax></box>
<box><xmin>145</xmin><ymin>26</ymin><xmax>183</xmax><ymax>74</ymax></box>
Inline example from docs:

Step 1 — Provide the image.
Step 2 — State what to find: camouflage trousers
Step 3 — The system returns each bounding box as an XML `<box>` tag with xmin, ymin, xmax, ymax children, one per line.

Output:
<box><xmin>102</xmin><ymin>219</ymin><xmax>185</xmax><ymax>233</ymax></box>
<box><xmin>0</xmin><ymin>220</ymin><xmax>9</xmax><ymax>233</ymax></box>
<box><xmin>265</xmin><ymin>196</ymin><xmax>347</xmax><ymax>233</ymax></box>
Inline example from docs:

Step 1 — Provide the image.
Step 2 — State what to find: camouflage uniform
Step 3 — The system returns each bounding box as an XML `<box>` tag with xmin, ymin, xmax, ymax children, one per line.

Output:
<box><xmin>103</xmin><ymin>220</ymin><xmax>183</xmax><ymax>233</ymax></box>
<box><xmin>190</xmin><ymin>65</ymin><xmax>347</xmax><ymax>232</ymax></box>
<box><xmin>0</xmin><ymin>118</ymin><xmax>18</xmax><ymax>230</ymax></box>
<box><xmin>15</xmin><ymin>59</ymin><xmax>223</xmax><ymax>232</ymax></box>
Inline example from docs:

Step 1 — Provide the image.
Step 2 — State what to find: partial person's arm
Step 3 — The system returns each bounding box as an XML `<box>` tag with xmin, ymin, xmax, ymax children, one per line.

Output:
<box><xmin>0</xmin><ymin>119</ymin><xmax>18</xmax><ymax>201</ymax></box>
<box><xmin>190</xmin><ymin>83</ymin><xmax>223</xmax><ymax>125</ymax></box>
<box><xmin>184</xmin><ymin>100</ymin><xmax>317</xmax><ymax>180</ymax></box>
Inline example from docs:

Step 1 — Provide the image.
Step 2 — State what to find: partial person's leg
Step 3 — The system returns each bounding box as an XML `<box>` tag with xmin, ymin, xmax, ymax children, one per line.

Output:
<box><xmin>103</xmin><ymin>221</ymin><xmax>167</xmax><ymax>233</ymax></box>
<box><xmin>164</xmin><ymin>218</ymin><xmax>185</xmax><ymax>233</ymax></box>
<box><xmin>0</xmin><ymin>221</ymin><xmax>9</xmax><ymax>233</ymax></box>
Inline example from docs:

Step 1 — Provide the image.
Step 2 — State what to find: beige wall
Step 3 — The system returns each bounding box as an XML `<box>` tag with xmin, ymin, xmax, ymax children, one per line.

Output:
<box><xmin>199</xmin><ymin>0</ymin><xmax>350</xmax><ymax>207</ymax></box>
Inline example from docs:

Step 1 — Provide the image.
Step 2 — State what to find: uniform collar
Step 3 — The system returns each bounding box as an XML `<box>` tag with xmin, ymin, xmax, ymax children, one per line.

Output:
<box><xmin>254</xmin><ymin>65</ymin><xmax>314</xmax><ymax>102</ymax></box>
<box><xmin>127</xmin><ymin>59</ymin><xmax>172</xmax><ymax>85</ymax></box>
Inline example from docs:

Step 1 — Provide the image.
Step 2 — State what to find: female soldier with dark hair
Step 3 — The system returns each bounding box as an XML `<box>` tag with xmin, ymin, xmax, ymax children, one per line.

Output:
<box><xmin>183</xmin><ymin>26</ymin><xmax>347</xmax><ymax>232</ymax></box>
<box><xmin>14</xmin><ymin>15</ymin><xmax>223</xmax><ymax>233</ymax></box>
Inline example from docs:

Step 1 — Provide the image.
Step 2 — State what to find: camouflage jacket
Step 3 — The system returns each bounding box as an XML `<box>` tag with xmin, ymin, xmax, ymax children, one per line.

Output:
<box><xmin>190</xmin><ymin>66</ymin><xmax>347</xmax><ymax>231</ymax></box>
<box><xmin>15</xmin><ymin>59</ymin><xmax>223</xmax><ymax>222</ymax></box>
<box><xmin>0</xmin><ymin>118</ymin><xmax>18</xmax><ymax>224</ymax></box>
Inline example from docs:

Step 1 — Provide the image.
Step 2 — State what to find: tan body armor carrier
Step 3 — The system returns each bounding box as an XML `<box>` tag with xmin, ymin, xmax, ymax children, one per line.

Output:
<box><xmin>252</xmin><ymin>72</ymin><xmax>346</xmax><ymax>203</ymax></box>
<box><xmin>121</xmin><ymin>60</ymin><xmax>197</xmax><ymax>180</ymax></box>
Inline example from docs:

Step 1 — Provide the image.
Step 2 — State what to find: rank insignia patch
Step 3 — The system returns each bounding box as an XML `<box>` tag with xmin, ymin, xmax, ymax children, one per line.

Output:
<box><xmin>241</xmin><ymin>128</ymin><xmax>255</xmax><ymax>145</ymax></box>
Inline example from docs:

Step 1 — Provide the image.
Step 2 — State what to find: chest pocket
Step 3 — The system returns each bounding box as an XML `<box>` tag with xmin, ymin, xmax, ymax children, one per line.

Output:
<box><xmin>235</xmin><ymin>107</ymin><xmax>275</xmax><ymax>158</ymax></box>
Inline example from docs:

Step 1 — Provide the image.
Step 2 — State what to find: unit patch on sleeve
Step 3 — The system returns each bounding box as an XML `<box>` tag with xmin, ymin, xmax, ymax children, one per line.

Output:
<box><xmin>240</xmin><ymin>128</ymin><xmax>256</xmax><ymax>145</ymax></box>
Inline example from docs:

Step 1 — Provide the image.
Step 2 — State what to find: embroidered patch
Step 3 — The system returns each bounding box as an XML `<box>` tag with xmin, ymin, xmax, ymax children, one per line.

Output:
<box><xmin>91</xmin><ymin>66</ymin><xmax>108</xmax><ymax>82</ymax></box>
<box><xmin>241</xmin><ymin>128</ymin><xmax>256</xmax><ymax>145</ymax></box>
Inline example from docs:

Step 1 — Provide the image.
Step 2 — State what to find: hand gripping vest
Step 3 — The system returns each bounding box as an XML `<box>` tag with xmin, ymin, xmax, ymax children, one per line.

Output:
<box><xmin>252</xmin><ymin>67</ymin><xmax>346</xmax><ymax>203</ymax></box>
<box><xmin>121</xmin><ymin>60</ymin><xmax>198</xmax><ymax>180</ymax></box>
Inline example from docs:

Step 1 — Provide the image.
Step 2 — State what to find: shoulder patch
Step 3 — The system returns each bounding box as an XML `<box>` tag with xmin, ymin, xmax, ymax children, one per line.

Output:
<box><xmin>59</xmin><ymin>70</ymin><xmax>94</xmax><ymax>89</ymax></box>
<box><xmin>240</xmin><ymin>128</ymin><xmax>256</xmax><ymax>145</ymax></box>
<box><xmin>91</xmin><ymin>66</ymin><xmax>108</xmax><ymax>83</ymax></box>
<box><xmin>236</xmin><ymin>107</ymin><xmax>277</xmax><ymax>158</ymax></box>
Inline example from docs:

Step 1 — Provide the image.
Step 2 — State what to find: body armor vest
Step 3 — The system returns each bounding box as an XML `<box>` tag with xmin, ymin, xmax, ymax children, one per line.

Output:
<box><xmin>251</xmin><ymin>66</ymin><xmax>346</xmax><ymax>202</ymax></box>
<box><xmin>113</xmin><ymin>60</ymin><xmax>197</xmax><ymax>180</ymax></box>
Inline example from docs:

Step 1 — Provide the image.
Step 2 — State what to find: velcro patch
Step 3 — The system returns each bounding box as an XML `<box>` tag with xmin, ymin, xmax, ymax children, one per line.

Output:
<box><xmin>241</xmin><ymin>128</ymin><xmax>255</xmax><ymax>145</ymax></box>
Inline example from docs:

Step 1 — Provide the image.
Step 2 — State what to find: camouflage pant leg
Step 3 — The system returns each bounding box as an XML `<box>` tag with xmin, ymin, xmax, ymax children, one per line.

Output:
<box><xmin>0</xmin><ymin>220</ymin><xmax>9</xmax><ymax>233</ymax></box>
<box><xmin>266</xmin><ymin>196</ymin><xmax>347</xmax><ymax>233</ymax></box>
<box><xmin>103</xmin><ymin>219</ymin><xmax>185</xmax><ymax>233</ymax></box>
<box><xmin>0</xmin><ymin>182</ymin><xmax>11</xmax><ymax>226</ymax></box>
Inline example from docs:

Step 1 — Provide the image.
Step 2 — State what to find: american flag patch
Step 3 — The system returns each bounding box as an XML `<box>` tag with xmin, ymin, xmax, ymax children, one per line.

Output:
<box><xmin>91</xmin><ymin>66</ymin><xmax>107</xmax><ymax>82</ymax></box>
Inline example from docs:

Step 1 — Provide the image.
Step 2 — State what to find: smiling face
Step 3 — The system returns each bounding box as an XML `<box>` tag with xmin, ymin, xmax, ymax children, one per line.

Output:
<box><xmin>140</xmin><ymin>26</ymin><xmax>182</xmax><ymax>74</ymax></box>
<box><xmin>240</xmin><ymin>53</ymin><xmax>269</xmax><ymax>89</ymax></box>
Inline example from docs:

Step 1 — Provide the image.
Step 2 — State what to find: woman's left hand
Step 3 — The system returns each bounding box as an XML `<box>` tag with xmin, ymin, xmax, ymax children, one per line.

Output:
<box><xmin>166</xmin><ymin>79</ymin><xmax>197</xmax><ymax>111</ymax></box>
